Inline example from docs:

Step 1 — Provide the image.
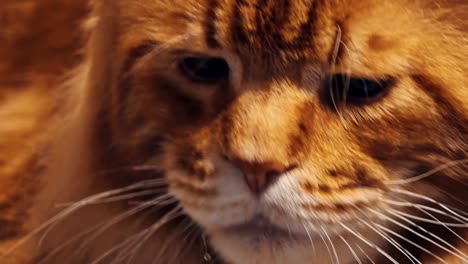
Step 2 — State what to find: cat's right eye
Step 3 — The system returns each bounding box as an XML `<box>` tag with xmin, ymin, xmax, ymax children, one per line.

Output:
<box><xmin>179</xmin><ymin>57</ymin><xmax>230</xmax><ymax>83</ymax></box>
<box><xmin>327</xmin><ymin>74</ymin><xmax>393</xmax><ymax>105</ymax></box>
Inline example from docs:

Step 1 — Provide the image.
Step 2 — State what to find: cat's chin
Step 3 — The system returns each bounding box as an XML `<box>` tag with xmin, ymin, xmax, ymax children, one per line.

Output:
<box><xmin>207</xmin><ymin>216</ymin><xmax>330</xmax><ymax>264</ymax></box>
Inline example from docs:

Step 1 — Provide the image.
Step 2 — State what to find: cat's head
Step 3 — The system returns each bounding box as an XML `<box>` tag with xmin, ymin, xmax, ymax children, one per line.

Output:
<box><xmin>84</xmin><ymin>0</ymin><xmax>467</xmax><ymax>262</ymax></box>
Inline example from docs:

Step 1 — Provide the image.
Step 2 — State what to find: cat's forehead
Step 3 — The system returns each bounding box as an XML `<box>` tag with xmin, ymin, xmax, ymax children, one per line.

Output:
<box><xmin>113</xmin><ymin>0</ymin><xmax>424</xmax><ymax>77</ymax></box>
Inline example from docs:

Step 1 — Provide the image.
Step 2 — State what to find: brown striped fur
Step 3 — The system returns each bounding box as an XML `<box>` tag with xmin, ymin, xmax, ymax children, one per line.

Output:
<box><xmin>0</xmin><ymin>0</ymin><xmax>467</xmax><ymax>263</ymax></box>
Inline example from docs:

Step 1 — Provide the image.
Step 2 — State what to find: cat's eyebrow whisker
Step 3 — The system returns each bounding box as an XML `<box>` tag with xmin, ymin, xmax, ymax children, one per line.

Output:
<box><xmin>335</xmin><ymin>230</ymin><xmax>363</xmax><ymax>264</ymax></box>
<box><xmin>369</xmin><ymin>208</ymin><xmax>468</xmax><ymax>262</ymax></box>
<box><xmin>384</xmin><ymin>159</ymin><xmax>468</xmax><ymax>185</ymax></box>
<box><xmin>340</xmin><ymin>222</ymin><xmax>399</xmax><ymax>264</ymax></box>
<box><xmin>89</xmin><ymin>206</ymin><xmax>183</xmax><ymax>264</ymax></box>
<box><xmin>383</xmin><ymin>199</ymin><xmax>468</xmax><ymax>225</ymax></box>
<box><xmin>391</xmin><ymin>189</ymin><xmax>468</xmax><ymax>222</ymax></box>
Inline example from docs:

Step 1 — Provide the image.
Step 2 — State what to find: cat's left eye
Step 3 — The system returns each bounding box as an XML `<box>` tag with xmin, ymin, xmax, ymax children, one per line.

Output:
<box><xmin>179</xmin><ymin>57</ymin><xmax>230</xmax><ymax>83</ymax></box>
<box><xmin>328</xmin><ymin>74</ymin><xmax>392</xmax><ymax>104</ymax></box>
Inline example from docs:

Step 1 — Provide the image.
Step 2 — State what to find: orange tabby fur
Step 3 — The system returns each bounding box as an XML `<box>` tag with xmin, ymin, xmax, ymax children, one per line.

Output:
<box><xmin>0</xmin><ymin>0</ymin><xmax>467</xmax><ymax>263</ymax></box>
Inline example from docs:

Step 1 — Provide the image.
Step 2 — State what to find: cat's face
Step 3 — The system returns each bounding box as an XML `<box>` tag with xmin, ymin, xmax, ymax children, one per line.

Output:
<box><xmin>96</xmin><ymin>0</ymin><xmax>467</xmax><ymax>262</ymax></box>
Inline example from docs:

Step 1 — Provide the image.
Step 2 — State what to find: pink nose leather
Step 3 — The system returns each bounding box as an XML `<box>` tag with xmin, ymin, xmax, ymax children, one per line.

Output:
<box><xmin>233</xmin><ymin>159</ymin><xmax>289</xmax><ymax>195</ymax></box>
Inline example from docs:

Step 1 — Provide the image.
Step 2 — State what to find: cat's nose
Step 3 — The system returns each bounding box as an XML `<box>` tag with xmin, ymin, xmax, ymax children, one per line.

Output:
<box><xmin>233</xmin><ymin>159</ymin><xmax>291</xmax><ymax>195</ymax></box>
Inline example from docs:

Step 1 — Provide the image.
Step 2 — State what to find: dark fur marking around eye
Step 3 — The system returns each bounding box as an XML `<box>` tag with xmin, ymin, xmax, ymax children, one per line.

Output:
<box><xmin>411</xmin><ymin>74</ymin><xmax>467</xmax><ymax>132</ymax></box>
<box><xmin>121</xmin><ymin>41</ymin><xmax>158</xmax><ymax>75</ymax></box>
<box><xmin>292</xmin><ymin>0</ymin><xmax>321</xmax><ymax>49</ymax></box>
<box><xmin>204</xmin><ymin>0</ymin><xmax>222</xmax><ymax>48</ymax></box>
<box><xmin>230</xmin><ymin>0</ymin><xmax>249</xmax><ymax>47</ymax></box>
<box><xmin>220</xmin><ymin>114</ymin><xmax>234</xmax><ymax>155</ymax></box>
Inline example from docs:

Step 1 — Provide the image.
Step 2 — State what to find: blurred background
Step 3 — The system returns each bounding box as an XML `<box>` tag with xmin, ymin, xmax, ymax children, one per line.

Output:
<box><xmin>0</xmin><ymin>0</ymin><xmax>88</xmax><ymax>94</ymax></box>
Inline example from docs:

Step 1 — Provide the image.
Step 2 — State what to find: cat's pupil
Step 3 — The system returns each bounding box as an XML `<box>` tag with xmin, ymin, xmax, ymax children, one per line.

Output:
<box><xmin>179</xmin><ymin>57</ymin><xmax>230</xmax><ymax>83</ymax></box>
<box><xmin>329</xmin><ymin>74</ymin><xmax>388</xmax><ymax>104</ymax></box>
<box><xmin>349</xmin><ymin>78</ymin><xmax>381</xmax><ymax>98</ymax></box>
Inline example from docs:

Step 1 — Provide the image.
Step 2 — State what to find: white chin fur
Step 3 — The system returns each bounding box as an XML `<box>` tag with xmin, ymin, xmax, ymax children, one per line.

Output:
<box><xmin>209</xmin><ymin>228</ymin><xmax>384</xmax><ymax>264</ymax></box>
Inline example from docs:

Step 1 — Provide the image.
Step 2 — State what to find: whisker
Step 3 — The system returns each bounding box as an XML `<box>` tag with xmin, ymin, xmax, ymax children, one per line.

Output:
<box><xmin>302</xmin><ymin>223</ymin><xmax>316</xmax><ymax>256</ymax></box>
<box><xmin>383</xmin><ymin>198</ymin><xmax>467</xmax><ymax>225</ymax></box>
<box><xmin>370</xmin><ymin>208</ymin><xmax>468</xmax><ymax>262</ymax></box>
<box><xmin>152</xmin><ymin>218</ymin><xmax>195</xmax><ymax>262</ymax></box>
<box><xmin>99</xmin><ymin>188</ymin><xmax>168</xmax><ymax>204</ymax></box>
<box><xmin>90</xmin><ymin>206</ymin><xmax>182</xmax><ymax>264</ymax></box>
<box><xmin>318</xmin><ymin>226</ymin><xmax>335</xmax><ymax>264</ymax></box>
<box><xmin>353</xmin><ymin>211</ymin><xmax>420</xmax><ymax>264</ymax></box>
<box><xmin>322</xmin><ymin>226</ymin><xmax>340</xmax><ymax>264</ymax></box>
<box><xmin>4</xmin><ymin>179</ymin><xmax>167</xmax><ymax>256</ymax></box>
<box><xmin>353</xmin><ymin>206</ymin><xmax>420</xmax><ymax>264</ymax></box>
<box><xmin>416</xmin><ymin>207</ymin><xmax>468</xmax><ymax>246</ymax></box>
<box><xmin>335</xmin><ymin>231</ymin><xmax>363</xmax><ymax>264</ymax></box>
<box><xmin>375</xmin><ymin>223</ymin><xmax>448</xmax><ymax>264</ymax></box>
<box><xmin>383</xmin><ymin>198</ymin><xmax>468</xmax><ymax>253</ymax></box>
<box><xmin>392</xmin><ymin>189</ymin><xmax>468</xmax><ymax>222</ymax></box>
<box><xmin>385</xmin><ymin>159</ymin><xmax>468</xmax><ymax>185</ymax></box>
<box><xmin>77</xmin><ymin>194</ymin><xmax>175</xmax><ymax>255</ymax></box>
<box><xmin>340</xmin><ymin>223</ymin><xmax>399</xmax><ymax>264</ymax></box>
<box><xmin>122</xmin><ymin>206</ymin><xmax>182</xmax><ymax>263</ymax></box>
<box><xmin>355</xmin><ymin>243</ymin><xmax>376</xmax><ymax>264</ymax></box>
<box><xmin>388</xmin><ymin>208</ymin><xmax>468</xmax><ymax>228</ymax></box>
<box><xmin>387</xmin><ymin>209</ymin><xmax>468</xmax><ymax>261</ymax></box>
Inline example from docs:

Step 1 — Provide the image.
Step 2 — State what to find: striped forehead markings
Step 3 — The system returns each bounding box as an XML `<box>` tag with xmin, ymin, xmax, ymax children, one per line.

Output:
<box><xmin>204</xmin><ymin>0</ymin><xmax>321</xmax><ymax>52</ymax></box>
<box><xmin>204</xmin><ymin>0</ymin><xmax>222</xmax><ymax>48</ymax></box>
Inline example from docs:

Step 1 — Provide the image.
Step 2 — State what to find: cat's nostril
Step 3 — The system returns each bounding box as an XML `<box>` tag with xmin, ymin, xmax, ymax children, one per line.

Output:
<box><xmin>265</xmin><ymin>170</ymin><xmax>281</xmax><ymax>182</ymax></box>
<box><xmin>232</xmin><ymin>159</ymin><xmax>292</xmax><ymax>195</ymax></box>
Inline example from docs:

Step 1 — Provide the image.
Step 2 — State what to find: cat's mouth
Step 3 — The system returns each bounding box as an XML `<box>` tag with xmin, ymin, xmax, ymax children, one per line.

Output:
<box><xmin>223</xmin><ymin>215</ymin><xmax>307</xmax><ymax>241</ymax></box>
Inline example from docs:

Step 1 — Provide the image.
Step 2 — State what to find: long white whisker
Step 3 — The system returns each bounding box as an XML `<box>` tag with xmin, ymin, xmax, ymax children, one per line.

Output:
<box><xmin>388</xmin><ymin>209</ymin><xmax>468</xmax><ymax>261</ymax></box>
<box><xmin>352</xmin><ymin>206</ymin><xmax>420</xmax><ymax>264</ymax></box>
<box><xmin>335</xmin><ymin>231</ymin><xmax>363</xmax><ymax>264</ymax></box>
<box><xmin>385</xmin><ymin>159</ymin><xmax>468</xmax><ymax>185</ymax></box>
<box><xmin>319</xmin><ymin>226</ymin><xmax>335</xmax><ymax>264</ymax></box>
<box><xmin>370</xmin><ymin>208</ymin><xmax>468</xmax><ymax>262</ymax></box>
<box><xmin>416</xmin><ymin>207</ymin><xmax>468</xmax><ymax>246</ymax></box>
<box><xmin>4</xmin><ymin>179</ymin><xmax>166</xmax><ymax>256</ymax></box>
<box><xmin>392</xmin><ymin>189</ymin><xmax>468</xmax><ymax>222</ymax></box>
<box><xmin>302</xmin><ymin>223</ymin><xmax>316</xmax><ymax>256</ymax></box>
<box><xmin>77</xmin><ymin>194</ymin><xmax>175</xmax><ymax>255</ymax></box>
<box><xmin>355</xmin><ymin>243</ymin><xmax>376</xmax><ymax>264</ymax></box>
<box><xmin>388</xmin><ymin>208</ymin><xmax>468</xmax><ymax>228</ymax></box>
<box><xmin>375</xmin><ymin>223</ymin><xmax>448</xmax><ymax>264</ymax></box>
<box><xmin>322</xmin><ymin>227</ymin><xmax>340</xmax><ymax>264</ymax></box>
<box><xmin>355</xmin><ymin>217</ymin><xmax>419</xmax><ymax>264</ymax></box>
<box><xmin>383</xmin><ymin>199</ymin><xmax>467</xmax><ymax>225</ymax></box>
<box><xmin>340</xmin><ymin>223</ymin><xmax>399</xmax><ymax>264</ymax></box>
<box><xmin>90</xmin><ymin>206</ymin><xmax>182</xmax><ymax>264</ymax></box>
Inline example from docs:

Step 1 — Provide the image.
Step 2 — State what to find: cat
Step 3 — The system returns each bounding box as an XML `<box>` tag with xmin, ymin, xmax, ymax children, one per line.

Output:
<box><xmin>0</xmin><ymin>0</ymin><xmax>467</xmax><ymax>263</ymax></box>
